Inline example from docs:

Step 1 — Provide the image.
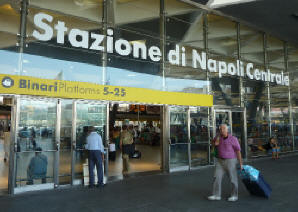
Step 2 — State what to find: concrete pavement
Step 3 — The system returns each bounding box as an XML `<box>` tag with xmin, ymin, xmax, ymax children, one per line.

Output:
<box><xmin>1</xmin><ymin>154</ymin><xmax>298</xmax><ymax>212</ymax></box>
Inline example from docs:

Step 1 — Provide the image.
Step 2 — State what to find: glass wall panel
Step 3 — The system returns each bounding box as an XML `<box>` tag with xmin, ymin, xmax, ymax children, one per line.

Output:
<box><xmin>292</xmin><ymin>108</ymin><xmax>298</xmax><ymax>151</ymax></box>
<box><xmin>15</xmin><ymin>151</ymin><xmax>55</xmax><ymax>187</ymax></box>
<box><xmin>0</xmin><ymin>2</ymin><xmax>20</xmax><ymax>75</ymax></box>
<box><xmin>240</xmin><ymin>25</ymin><xmax>269</xmax><ymax>157</ymax></box>
<box><xmin>208</xmin><ymin>14</ymin><xmax>239</xmax><ymax>105</ymax></box>
<box><xmin>165</xmin><ymin>1</ymin><xmax>207</xmax><ymax>94</ymax></box>
<box><xmin>169</xmin><ymin>107</ymin><xmax>189</xmax><ymax>170</ymax></box>
<box><xmin>107</xmin><ymin>28</ymin><xmax>163</xmax><ymax>90</ymax></box>
<box><xmin>59</xmin><ymin>100</ymin><xmax>72</xmax><ymax>184</ymax></box>
<box><xmin>288</xmin><ymin>44</ymin><xmax>298</xmax><ymax>150</ymax></box>
<box><xmin>16</xmin><ymin>98</ymin><xmax>57</xmax><ymax>187</ymax></box>
<box><xmin>190</xmin><ymin>107</ymin><xmax>209</xmax><ymax>167</ymax></box>
<box><xmin>267</xmin><ymin>36</ymin><xmax>291</xmax><ymax>152</ymax></box>
<box><xmin>74</xmin><ymin>102</ymin><xmax>106</xmax><ymax>184</ymax></box>
<box><xmin>106</xmin><ymin>0</ymin><xmax>163</xmax><ymax>91</ymax></box>
<box><xmin>24</xmin><ymin>1</ymin><xmax>103</xmax><ymax>83</ymax></box>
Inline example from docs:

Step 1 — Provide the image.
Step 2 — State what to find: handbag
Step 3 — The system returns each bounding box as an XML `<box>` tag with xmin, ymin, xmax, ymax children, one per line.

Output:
<box><xmin>211</xmin><ymin>146</ymin><xmax>218</xmax><ymax>158</ymax></box>
<box><xmin>211</xmin><ymin>136</ymin><xmax>220</xmax><ymax>158</ymax></box>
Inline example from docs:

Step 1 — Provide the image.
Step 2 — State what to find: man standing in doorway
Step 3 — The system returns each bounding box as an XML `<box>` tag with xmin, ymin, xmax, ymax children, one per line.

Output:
<box><xmin>208</xmin><ymin>124</ymin><xmax>243</xmax><ymax>202</ymax></box>
<box><xmin>120</xmin><ymin>125</ymin><xmax>134</xmax><ymax>174</ymax></box>
<box><xmin>85</xmin><ymin>126</ymin><xmax>104</xmax><ymax>188</ymax></box>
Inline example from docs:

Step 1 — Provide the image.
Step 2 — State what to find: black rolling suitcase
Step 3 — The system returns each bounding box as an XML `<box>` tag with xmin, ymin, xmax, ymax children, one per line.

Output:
<box><xmin>239</xmin><ymin>165</ymin><xmax>272</xmax><ymax>198</ymax></box>
<box><xmin>131</xmin><ymin>150</ymin><xmax>141</xmax><ymax>159</ymax></box>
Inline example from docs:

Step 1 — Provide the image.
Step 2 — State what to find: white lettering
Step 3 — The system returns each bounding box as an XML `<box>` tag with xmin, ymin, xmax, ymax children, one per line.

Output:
<box><xmin>254</xmin><ymin>69</ymin><xmax>261</xmax><ymax>80</ymax></box>
<box><xmin>168</xmin><ymin>45</ymin><xmax>180</xmax><ymax>65</ymax></box>
<box><xmin>246</xmin><ymin>63</ymin><xmax>254</xmax><ymax>79</ymax></box>
<box><xmin>107</xmin><ymin>29</ymin><xmax>114</xmax><ymax>53</ymax></box>
<box><xmin>261</xmin><ymin>70</ymin><xmax>268</xmax><ymax>81</ymax></box>
<box><xmin>115</xmin><ymin>39</ymin><xmax>131</xmax><ymax>56</ymax></box>
<box><xmin>90</xmin><ymin>33</ymin><xmax>104</xmax><ymax>51</ymax></box>
<box><xmin>284</xmin><ymin>76</ymin><xmax>289</xmax><ymax>86</ymax></box>
<box><xmin>54</xmin><ymin>21</ymin><xmax>68</xmax><ymax>44</ymax></box>
<box><xmin>218</xmin><ymin>61</ymin><xmax>227</xmax><ymax>77</ymax></box>
<box><xmin>228</xmin><ymin>63</ymin><xmax>237</xmax><ymax>76</ymax></box>
<box><xmin>270</xmin><ymin>73</ymin><xmax>276</xmax><ymax>83</ymax></box>
<box><xmin>32</xmin><ymin>13</ymin><xmax>53</xmax><ymax>41</ymax></box>
<box><xmin>192</xmin><ymin>50</ymin><xmax>206</xmax><ymax>70</ymax></box>
<box><xmin>148</xmin><ymin>46</ymin><xmax>161</xmax><ymax>62</ymax></box>
<box><xmin>133</xmin><ymin>42</ymin><xmax>147</xmax><ymax>59</ymax></box>
<box><xmin>276</xmin><ymin>74</ymin><xmax>282</xmax><ymax>85</ymax></box>
<box><xmin>208</xmin><ymin>59</ymin><xmax>217</xmax><ymax>72</ymax></box>
<box><xmin>69</xmin><ymin>29</ymin><xmax>89</xmax><ymax>49</ymax></box>
<box><xmin>181</xmin><ymin>47</ymin><xmax>186</xmax><ymax>67</ymax></box>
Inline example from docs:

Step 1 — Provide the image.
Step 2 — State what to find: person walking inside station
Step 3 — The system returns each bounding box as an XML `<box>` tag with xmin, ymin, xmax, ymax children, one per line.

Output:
<box><xmin>85</xmin><ymin>126</ymin><xmax>104</xmax><ymax>188</ymax></box>
<box><xmin>208</xmin><ymin>124</ymin><xmax>243</xmax><ymax>202</ymax></box>
<box><xmin>120</xmin><ymin>125</ymin><xmax>134</xmax><ymax>174</ymax></box>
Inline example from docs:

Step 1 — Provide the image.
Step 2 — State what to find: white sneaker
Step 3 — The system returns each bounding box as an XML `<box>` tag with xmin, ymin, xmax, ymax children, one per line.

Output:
<box><xmin>208</xmin><ymin>195</ymin><xmax>221</xmax><ymax>201</ymax></box>
<box><xmin>227</xmin><ymin>196</ymin><xmax>238</xmax><ymax>202</ymax></box>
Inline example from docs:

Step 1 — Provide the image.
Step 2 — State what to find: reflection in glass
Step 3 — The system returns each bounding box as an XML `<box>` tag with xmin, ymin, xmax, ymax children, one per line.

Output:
<box><xmin>75</xmin><ymin>102</ymin><xmax>106</xmax><ymax>183</ymax></box>
<box><xmin>15</xmin><ymin>99</ymin><xmax>56</xmax><ymax>187</ymax></box>
<box><xmin>292</xmin><ymin>108</ymin><xmax>298</xmax><ymax>150</ymax></box>
<box><xmin>245</xmin><ymin>80</ymin><xmax>269</xmax><ymax>157</ymax></box>
<box><xmin>267</xmin><ymin>36</ymin><xmax>291</xmax><ymax>152</ymax></box>
<box><xmin>106</xmin><ymin>27</ymin><xmax>163</xmax><ymax>90</ymax></box>
<box><xmin>288</xmin><ymin>44</ymin><xmax>298</xmax><ymax>150</ymax></box>
<box><xmin>165</xmin><ymin>4</ymin><xmax>207</xmax><ymax>94</ymax></box>
<box><xmin>59</xmin><ymin>100</ymin><xmax>73</xmax><ymax>184</ymax></box>
<box><xmin>23</xmin><ymin>4</ymin><xmax>103</xmax><ymax>83</ymax></box>
<box><xmin>17</xmin><ymin>99</ymin><xmax>57</xmax><ymax>152</ymax></box>
<box><xmin>190</xmin><ymin>107</ymin><xmax>209</xmax><ymax>167</ymax></box>
<box><xmin>15</xmin><ymin>151</ymin><xmax>54</xmax><ymax>187</ymax></box>
<box><xmin>169</xmin><ymin>107</ymin><xmax>188</xmax><ymax>169</ymax></box>
<box><xmin>0</xmin><ymin>2</ymin><xmax>20</xmax><ymax>75</ymax></box>
<box><xmin>208</xmin><ymin>15</ymin><xmax>239</xmax><ymax>106</ymax></box>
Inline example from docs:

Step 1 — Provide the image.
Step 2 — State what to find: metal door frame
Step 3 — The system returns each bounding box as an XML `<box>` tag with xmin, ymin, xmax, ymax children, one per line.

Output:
<box><xmin>213</xmin><ymin>107</ymin><xmax>247</xmax><ymax>159</ymax></box>
<box><xmin>213</xmin><ymin>109</ymin><xmax>233</xmax><ymax>136</ymax></box>
<box><xmin>168</xmin><ymin>106</ymin><xmax>190</xmax><ymax>172</ymax></box>
<box><xmin>11</xmin><ymin>96</ymin><xmax>59</xmax><ymax>194</ymax></box>
<box><xmin>71</xmin><ymin>100</ymin><xmax>109</xmax><ymax>186</ymax></box>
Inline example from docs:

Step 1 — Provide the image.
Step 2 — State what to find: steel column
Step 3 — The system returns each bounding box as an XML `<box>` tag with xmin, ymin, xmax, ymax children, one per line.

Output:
<box><xmin>284</xmin><ymin>42</ymin><xmax>295</xmax><ymax>151</ymax></box>
<box><xmin>8</xmin><ymin>96</ymin><xmax>20</xmax><ymax>195</ymax></box>
<box><xmin>187</xmin><ymin>107</ymin><xmax>191</xmax><ymax>170</ymax></box>
<box><xmin>54</xmin><ymin>99</ymin><xmax>61</xmax><ymax>187</ymax></box>
<box><xmin>17</xmin><ymin>0</ymin><xmax>28</xmax><ymax>76</ymax></box>
<box><xmin>71</xmin><ymin>101</ymin><xmax>77</xmax><ymax>185</ymax></box>
<box><xmin>162</xmin><ymin>105</ymin><xmax>170</xmax><ymax>172</ymax></box>
<box><xmin>264</xmin><ymin>33</ymin><xmax>271</xmax><ymax>137</ymax></box>
<box><xmin>160</xmin><ymin>0</ymin><xmax>166</xmax><ymax>91</ymax></box>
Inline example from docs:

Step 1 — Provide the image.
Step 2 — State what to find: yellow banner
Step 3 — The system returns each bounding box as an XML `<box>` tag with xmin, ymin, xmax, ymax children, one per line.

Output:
<box><xmin>0</xmin><ymin>74</ymin><xmax>213</xmax><ymax>107</ymax></box>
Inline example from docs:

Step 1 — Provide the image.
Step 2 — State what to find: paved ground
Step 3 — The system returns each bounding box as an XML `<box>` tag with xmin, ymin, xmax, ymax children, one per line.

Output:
<box><xmin>1</xmin><ymin>154</ymin><xmax>298</xmax><ymax>212</ymax></box>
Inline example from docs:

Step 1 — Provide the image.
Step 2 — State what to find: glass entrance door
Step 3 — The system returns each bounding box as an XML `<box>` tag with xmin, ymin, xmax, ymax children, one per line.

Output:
<box><xmin>15</xmin><ymin>98</ymin><xmax>57</xmax><ymax>192</ymax></box>
<box><xmin>59</xmin><ymin>100</ymin><xmax>73</xmax><ymax>185</ymax></box>
<box><xmin>213</xmin><ymin>109</ymin><xmax>246</xmax><ymax>158</ymax></box>
<box><xmin>190</xmin><ymin>107</ymin><xmax>209</xmax><ymax>167</ymax></box>
<box><xmin>232</xmin><ymin>111</ymin><xmax>246</xmax><ymax>158</ymax></box>
<box><xmin>169</xmin><ymin>107</ymin><xmax>189</xmax><ymax>171</ymax></box>
<box><xmin>73</xmin><ymin>101</ymin><xmax>107</xmax><ymax>185</ymax></box>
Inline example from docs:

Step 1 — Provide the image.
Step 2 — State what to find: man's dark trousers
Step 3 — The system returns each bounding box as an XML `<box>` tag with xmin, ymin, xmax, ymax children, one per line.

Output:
<box><xmin>88</xmin><ymin>150</ymin><xmax>103</xmax><ymax>186</ymax></box>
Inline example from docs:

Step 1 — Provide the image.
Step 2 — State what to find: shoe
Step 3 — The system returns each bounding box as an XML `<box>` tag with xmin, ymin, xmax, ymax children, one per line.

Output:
<box><xmin>227</xmin><ymin>196</ymin><xmax>238</xmax><ymax>202</ymax></box>
<box><xmin>96</xmin><ymin>183</ymin><xmax>105</xmax><ymax>188</ymax></box>
<box><xmin>208</xmin><ymin>195</ymin><xmax>221</xmax><ymax>201</ymax></box>
<box><xmin>88</xmin><ymin>185</ymin><xmax>95</xmax><ymax>189</ymax></box>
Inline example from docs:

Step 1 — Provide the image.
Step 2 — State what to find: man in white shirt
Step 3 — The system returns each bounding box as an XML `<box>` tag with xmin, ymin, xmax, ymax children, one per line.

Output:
<box><xmin>85</xmin><ymin>126</ymin><xmax>104</xmax><ymax>188</ymax></box>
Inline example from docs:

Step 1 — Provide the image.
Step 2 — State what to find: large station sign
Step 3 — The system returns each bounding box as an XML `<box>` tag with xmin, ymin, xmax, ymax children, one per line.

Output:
<box><xmin>0</xmin><ymin>74</ymin><xmax>213</xmax><ymax>107</ymax></box>
<box><xmin>32</xmin><ymin>12</ymin><xmax>289</xmax><ymax>86</ymax></box>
